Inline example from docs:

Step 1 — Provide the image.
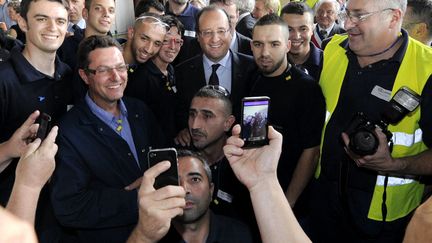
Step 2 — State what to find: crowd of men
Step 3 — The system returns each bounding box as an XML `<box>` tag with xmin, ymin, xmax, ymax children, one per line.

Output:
<box><xmin>0</xmin><ymin>0</ymin><xmax>431</xmax><ymax>242</ymax></box>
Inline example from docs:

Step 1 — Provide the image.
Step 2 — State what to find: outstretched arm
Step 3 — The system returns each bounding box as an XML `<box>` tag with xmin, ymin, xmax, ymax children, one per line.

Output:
<box><xmin>224</xmin><ymin>125</ymin><xmax>311</xmax><ymax>243</ymax></box>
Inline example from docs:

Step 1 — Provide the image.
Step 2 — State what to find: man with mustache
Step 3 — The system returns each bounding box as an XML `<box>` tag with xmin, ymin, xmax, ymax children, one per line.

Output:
<box><xmin>157</xmin><ymin>150</ymin><xmax>253</xmax><ymax>242</ymax></box>
<box><xmin>249</xmin><ymin>14</ymin><xmax>326</xmax><ymax>217</ymax></box>
<box><xmin>309</xmin><ymin>0</ymin><xmax>432</xmax><ymax>242</ymax></box>
<box><xmin>50</xmin><ymin>35</ymin><xmax>165</xmax><ymax>243</ymax></box>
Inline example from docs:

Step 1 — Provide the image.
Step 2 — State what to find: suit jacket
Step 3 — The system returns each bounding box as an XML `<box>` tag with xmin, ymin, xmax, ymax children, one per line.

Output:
<box><xmin>236</xmin><ymin>13</ymin><xmax>256</xmax><ymax>39</ymax></box>
<box><xmin>311</xmin><ymin>23</ymin><xmax>346</xmax><ymax>48</ymax></box>
<box><xmin>175</xmin><ymin>31</ymin><xmax>252</xmax><ymax>64</ymax></box>
<box><xmin>174</xmin><ymin>51</ymin><xmax>257</xmax><ymax>130</ymax></box>
<box><xmin>51</xmin><ymin>97</ymin><xmax>165</xmax><ymax>243</ymax></box>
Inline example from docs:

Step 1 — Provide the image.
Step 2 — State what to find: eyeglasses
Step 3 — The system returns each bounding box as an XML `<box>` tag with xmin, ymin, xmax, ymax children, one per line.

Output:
<box><xmin>200</xmin><ymin>85</ymin><xmax>230</xmax><ymax>97</ymax></box>
<box><xmin>135</xmin><ymin>15</ymin><xmax>170</xmax><ymax>30</ymax></box>
<box><xmin>162</xmin><ymin>37</ymin><xmax>184</xmax><ymax>46</ymax></box>
<box><xmin>339</xmin><ymin>8</ymin><xmax>394</xmax><ymax>24</ymax></box>
<box><xmin>199</xmin><ymin>28</ymin><xmax>230</xmax><ymax>38</ymax></box>
<box><xmin>85</xmin><ymin>64</ymin><xmax>129</xmax><ymax>76</ymax></box>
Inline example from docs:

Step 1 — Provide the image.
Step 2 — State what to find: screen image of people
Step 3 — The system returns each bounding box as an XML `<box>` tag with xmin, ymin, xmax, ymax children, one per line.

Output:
<box><xmin>242</xmin><ymin>99</ymin><xmax>269</xmax><ymax>142</ymax></box>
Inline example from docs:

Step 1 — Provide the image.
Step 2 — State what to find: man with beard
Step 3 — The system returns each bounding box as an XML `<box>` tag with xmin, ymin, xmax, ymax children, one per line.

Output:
<box><xmin>125</xmin><ymin>15</ymin><xmax>181</xmax><ymax>143</ymax></box>
<box><xmin>250</xmin><ymin>14</ymin><xmax>326</xmax><ymax>216</ymax></box>
<box><xmin>123</xmin><ymin>13</ymin><xmax>168</xmax><ymax>65</ymax></box>
<box><xmin>159</xmin><ymin>150</ymin><xmax>253</xmax><ymax>243</ymax></box>
<box><xmin>281</xmin><ymin>2</ymin><xmax>323</xmax><ymax>80</ymax></box>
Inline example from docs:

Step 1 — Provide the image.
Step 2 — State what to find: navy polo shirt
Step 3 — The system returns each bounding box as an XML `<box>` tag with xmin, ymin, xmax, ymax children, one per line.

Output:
<box><xmin>165</xmin><ymin>2</ymin><xmax>199</xmax><ymax>37</ymax></box>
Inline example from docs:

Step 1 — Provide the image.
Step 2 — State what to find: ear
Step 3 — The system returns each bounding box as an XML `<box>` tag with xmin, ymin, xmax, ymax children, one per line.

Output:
<box><xmin>209</xmin><ymin>182</ymin><xmax>214</xmax><ymax>196</ymax></box>
<box><xmin>286</xmin><ymin>39</ymin><xmax>291</xmax><ymax>53</ymax></box>
<box><xmin>78</xmin><ymin>69</ymin><xmax>90</xmax><ymax>85</ymax></box>
<box><xmin>389</xmin><ymin>9</ymin><xmax>403</xmax><ymax>29</ymax></box>
<box><xmin>82</xmin><ymin>8</ymin><xmax>89</xmax><ymax>21</ymax></box>
<box><xmin>17</xmin><ymin>16</ymin><xmax>28</xmax><ymax>33</ymax></box>
<box><xmin>127</xmin><ymin>26</ymin><xmax>134</xmax><ymax>40</ymax></box>
<box><xmin>224</xmin><ymin>115</ymin><xmax>235</xmax><ymax>131</ymax></box>
<box><xmin>415</xmin><ymin>22</ymin><xmax>428</xmax><ymax>38</ymax></box>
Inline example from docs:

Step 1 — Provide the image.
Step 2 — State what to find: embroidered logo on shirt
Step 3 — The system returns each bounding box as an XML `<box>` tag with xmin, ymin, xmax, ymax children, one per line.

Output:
<box><xmin>38</xmin><ymin>96</ymin><xmax>45</xmax><ymax>102</ymax></box>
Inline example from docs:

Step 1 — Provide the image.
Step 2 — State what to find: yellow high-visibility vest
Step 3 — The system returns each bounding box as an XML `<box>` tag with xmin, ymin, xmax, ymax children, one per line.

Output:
<box><xmin>318</xmin><ymin>34</ymin><xmax>432</xmax><ymax>221</ymax></box>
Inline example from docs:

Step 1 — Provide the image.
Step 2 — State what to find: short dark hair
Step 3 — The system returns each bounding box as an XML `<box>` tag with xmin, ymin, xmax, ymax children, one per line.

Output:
<box><xmin>135</xmin><ymin>0</ymin><xmax>165</xmax><ymax>17</ymax></box>
<box><xmin>77</xmin><ymin>35</ymin><xmax>121</xmax><ymax>70</ymax></box>
<box><xmin>20</xmin><ymin>0</ymin><xmax>69</xmax><ymax>20</ymax></box>
<box><xmin>407</xmin><ymin>0</ymin><xmax>432</xmax><ymax>38</ymax></box>
<box><xmin>195</xmin><ymin>5</ymin><xmax>231</xmax><ymax>33</ymax></box>
<box><xmin>280</xmin><ymin>2</ymin><xmax>314</xmax><ymax>24</ymax></box>
<box><xmin>85</xmin><ymin>0</ymin><xmax>115</xmax><ymax>11</ymax></box>
<box><xmin>253</xmin><ymin>13</ymin><xmax>289</xmax><ymax>38</ymax></box>
<box><xmin>193</xmin><ymin>85</ymin><xmax>233</xmax><ymax>116</ymax></box>
<box><xmin>177</xmin><ymin>149</ymin><xmax>212</xmax><ymax>183</ymax></box>
<box><xmin>161</xmin><ymin>15</ymin><xmax>184</xmax><ymax>36</ymax></box>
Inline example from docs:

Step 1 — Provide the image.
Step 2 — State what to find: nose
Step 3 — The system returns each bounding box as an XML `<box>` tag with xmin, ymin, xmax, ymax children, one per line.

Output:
<box><xmin>344</xmin><ymin>16</ymin><xmax>355</xmax><ymax>30</ymax></box>
<box><xmin>101</xmin><ymin>7</ymin><xmax>109</xmax><ymax>17</ymax></box>
<box><xmin>292</xmin><ymin>30</ymin><xmax>301</xmax><ymax>39</ymax></box>
<box><xmin>144</xmin><ymin>41</ymin><xmax>155</xmax><ymax>53</ymax></box>
<box><xmin>46</xmin><ymin>18</ymin><xmax>56</xmax><ymax>30</ymax></box>
<box><xmin>261</xmin><ymin>44</ymin><xmax>270</xmax><ymax>56</ymax></box>
<box><xmin>179</xmin><ymin>179</ymin><xmax>190</xmax><ymax>193</ymax></box>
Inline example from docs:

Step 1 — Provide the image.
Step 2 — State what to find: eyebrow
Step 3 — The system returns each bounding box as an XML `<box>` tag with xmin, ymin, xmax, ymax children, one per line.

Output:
<box><xmin>187</xmin><ymin>172</ymin><xmax>203</xmax><ymax>177</ymax></box>
<box><xmin>33</xmin><ymin>14</ymin><xmax>67</xmax><ymax>22</ymax></box>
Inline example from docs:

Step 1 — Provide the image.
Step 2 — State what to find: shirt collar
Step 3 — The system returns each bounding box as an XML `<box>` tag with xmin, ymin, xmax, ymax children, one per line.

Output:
<box><xmin>203</xmin><ymin>50</ymin><xmax>231</xmax><ymax>69</ymax></box>
<box><xmin>85</xmin><ymin>93</ymin><xmax>128</xmax><ymax>123</ymax></box>
<box><xmin>10</xmin><ymin>45</ymin><xmax>71</xmax><ymax>83</ymax></box>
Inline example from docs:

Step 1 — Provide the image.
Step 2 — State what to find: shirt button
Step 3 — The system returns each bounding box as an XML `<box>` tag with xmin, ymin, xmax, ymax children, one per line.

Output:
<box><xmin>141</xmin><ymin>149</ymin><xmax>145</xmax><ymax>153</ymax></box>
<box><xmin>128</xmin><ymin>153</ymin><xmax>132</xmax><ymax>157</ymax></box>
<box><xmin>99</xmin><ymin>128</ymin><xmax>103</xmax><ymax>132</ymax></box>
<box><xmin>357</xmin><ymin>71</ymin><xmax>362</xmax><ymax>75</ymax></box>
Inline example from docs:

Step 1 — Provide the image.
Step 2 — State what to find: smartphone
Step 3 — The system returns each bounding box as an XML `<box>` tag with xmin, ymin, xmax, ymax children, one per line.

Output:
<box><xmin>147</xmin><ymin>148</ymin><xmax>179</xmax><ymax>189</ymax></box>
<box><xmin>240</xmin><ymin>96</ymin><xmax>270</xmax><ymax>148</ymax></box>
<box><xmin>36</xmin><ymin>113</ymin><xmax>52</xmax><ymax>140</ymax></box>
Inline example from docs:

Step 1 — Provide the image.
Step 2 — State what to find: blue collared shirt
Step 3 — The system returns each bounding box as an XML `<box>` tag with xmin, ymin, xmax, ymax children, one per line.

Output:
<box><xmin>85</xmin><ymin>93</ymin><xmax>140</xmax><ymax>166</ymax></box>
<box><xmin>203</xmin><ymin>52</ymin><xmax>232</xmax><ymax>92</ymax></box>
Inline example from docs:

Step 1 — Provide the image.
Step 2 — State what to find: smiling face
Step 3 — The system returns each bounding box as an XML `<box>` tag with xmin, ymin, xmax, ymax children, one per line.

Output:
<box><xmin>344</xmin><ymin>0</ymin><xmax>399</xmax><ymax>56</ymax></box>
<box><xmin>83</xmin><ymin>0</ymin><xmax>115</xmax><ymax>35</ymax></box>
<box><xmin>131</xmin><ymin>20</ymin><xmax>167</xmax><ymax>63</ymax></box>
<box><xmin>80</xmin><ymin>46</ymin><xmax>128</xmax><ymax>110</ymax></box>
<box><xmin>175</xmin><ymin>156</ymin><xmax>213</xmax><ymax>224</ymax></box>
<box><xmin>155</xmin><ymin>26</ymin><xmax>182</xmax><ymax>64</ymax></box>
<box><xmin>18</xmin><ymin>0</ymin><xmax>68</xmax><ymax>55</ymax></box>
<box><xmin>282</xmin><ymin>12</ymin><xmax>313</xmax><ymax>58</ymax></box>
<box><xmin>197</xmin><ymin>9</ymin><xmax>232</xmax><ymax>62</ymax></box>
<box><xmin>252</xmin><ymin>24</ymin><xmax>290</xmax><ymax>77</ymax></box>
<box><xmin>316</xmin><ymin>1</ymin><xmax>338</xmax><ymax>29</ymax></box>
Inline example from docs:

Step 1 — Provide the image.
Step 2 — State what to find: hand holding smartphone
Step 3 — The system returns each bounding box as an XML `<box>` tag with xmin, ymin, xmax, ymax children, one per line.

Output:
<box><xmin>240</xmin><ymin>96</ymin><xmax>270</xmax><ymax>148</ymax></box>
<box><xmin>36</xmin><ymin>113</ymin><xmax>52</xmax><ymax>141</ymax></box>
<box><xmin>147</xmin><ymin>148</ymin><xmax>179</xmax><ymax>189</ymax></box>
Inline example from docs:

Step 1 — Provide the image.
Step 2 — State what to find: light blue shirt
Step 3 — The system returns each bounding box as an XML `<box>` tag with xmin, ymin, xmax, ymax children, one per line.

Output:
<box><xmin>0</xmin><ymin>1</ymin><xmax>15</xmax><ymax>29</ymax></box>
<box><xmin>85</xmin><ymin>94</ymin><xmax>140</xmax><ymax>167</ymax></box>
<box><xmin>203</xmin><ymin>51</ymin><xmax>232</xmax><ymax>92</ymax></box>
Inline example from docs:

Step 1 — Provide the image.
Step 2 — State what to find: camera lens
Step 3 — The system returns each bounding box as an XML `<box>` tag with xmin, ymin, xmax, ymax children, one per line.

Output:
<box><xmin>350</xmin><ymin>130</ymin><xmax>378</xmax><ymax>156</ymax></box>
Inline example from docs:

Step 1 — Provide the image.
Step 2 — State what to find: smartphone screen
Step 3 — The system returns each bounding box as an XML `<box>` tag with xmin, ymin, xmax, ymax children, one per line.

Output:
<box><xmin>36</xmin><ymin>113</ymin><xmax>51</xmax><ymax>140</ymax></box>
<box><xmin>147</xmin><ymin>148</ymin><xmax>179</xmax><ymax>189</ymax></box>
<box><xmin>240</xmin><ymin>96</ymin><xmax>270</xmax><ymax>148</ymax></box>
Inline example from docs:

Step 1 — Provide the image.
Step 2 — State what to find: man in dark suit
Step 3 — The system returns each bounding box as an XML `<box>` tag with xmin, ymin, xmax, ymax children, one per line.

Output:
<box><xmin>175</xmin><ymin>0</ymin><xmax>252</xmax><ymax>63</ymax></box>
<box><xmin>235</xmin><ymin>0</ymin><xmax>256</xmax><ymax>39</ymax></box>
<box><xmin>311</xmin><ymin>0</ymin><xmax>345</xmax><ymax>48</ymax></box>
<box><xmin>174</xmin><ymin>5</ymin><xmax>257</xmax><ymax>146</ymax></box>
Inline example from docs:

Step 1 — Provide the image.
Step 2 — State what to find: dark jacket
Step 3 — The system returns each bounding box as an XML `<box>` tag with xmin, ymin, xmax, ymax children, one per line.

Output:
<box><xmin>51</xmin><ymin>97</ymin><xmax>165</xmax><ymax>243</ymax></box>
<box><xmin>174</xmin><ymin>51</ymin><xmax>257</xmax><ymax>130</ymax></box>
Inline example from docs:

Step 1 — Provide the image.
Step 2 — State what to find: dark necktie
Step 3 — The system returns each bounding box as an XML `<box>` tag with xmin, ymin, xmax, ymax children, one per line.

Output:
<box><xmin>209</xmin><ymin>64</ymin><xmax>221</xmax><ymax>85</ymax></box>
<box><xmin>320</xmin><ymin>29</ymin><xmax>328</xmax><ymax>39</ymax></box>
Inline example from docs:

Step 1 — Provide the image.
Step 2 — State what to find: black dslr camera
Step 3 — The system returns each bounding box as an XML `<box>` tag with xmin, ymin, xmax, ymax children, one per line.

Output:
<box><xmin>345</xmin><ymin>86</ymin><xmax>421</xmax><ymax>156</ymax></box>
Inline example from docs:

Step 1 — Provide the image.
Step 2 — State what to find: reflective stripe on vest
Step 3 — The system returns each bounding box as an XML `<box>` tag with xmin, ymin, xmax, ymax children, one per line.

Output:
<box><xmin>318</xmin><ymin>34</ymin><xmax>432</xmax><ymax>221</ymax></box>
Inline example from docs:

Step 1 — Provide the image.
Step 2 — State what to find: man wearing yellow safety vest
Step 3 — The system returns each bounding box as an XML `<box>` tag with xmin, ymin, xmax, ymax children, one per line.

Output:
<box><xmin>308</xmin><ymin>0</ymin><xmax>432</xmax><ymax>242</ymax></box>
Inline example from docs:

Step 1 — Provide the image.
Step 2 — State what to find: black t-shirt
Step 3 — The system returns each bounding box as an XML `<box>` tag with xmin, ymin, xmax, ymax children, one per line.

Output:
<box><xmin>320</xmin><ymin>32</ymin><xmax>432</xmax><ymax>192</ymax></box>
<box><xmin>250</xmin><ymin>66</ymin><xmax>326</xmax><ymax>190</ymax></box>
